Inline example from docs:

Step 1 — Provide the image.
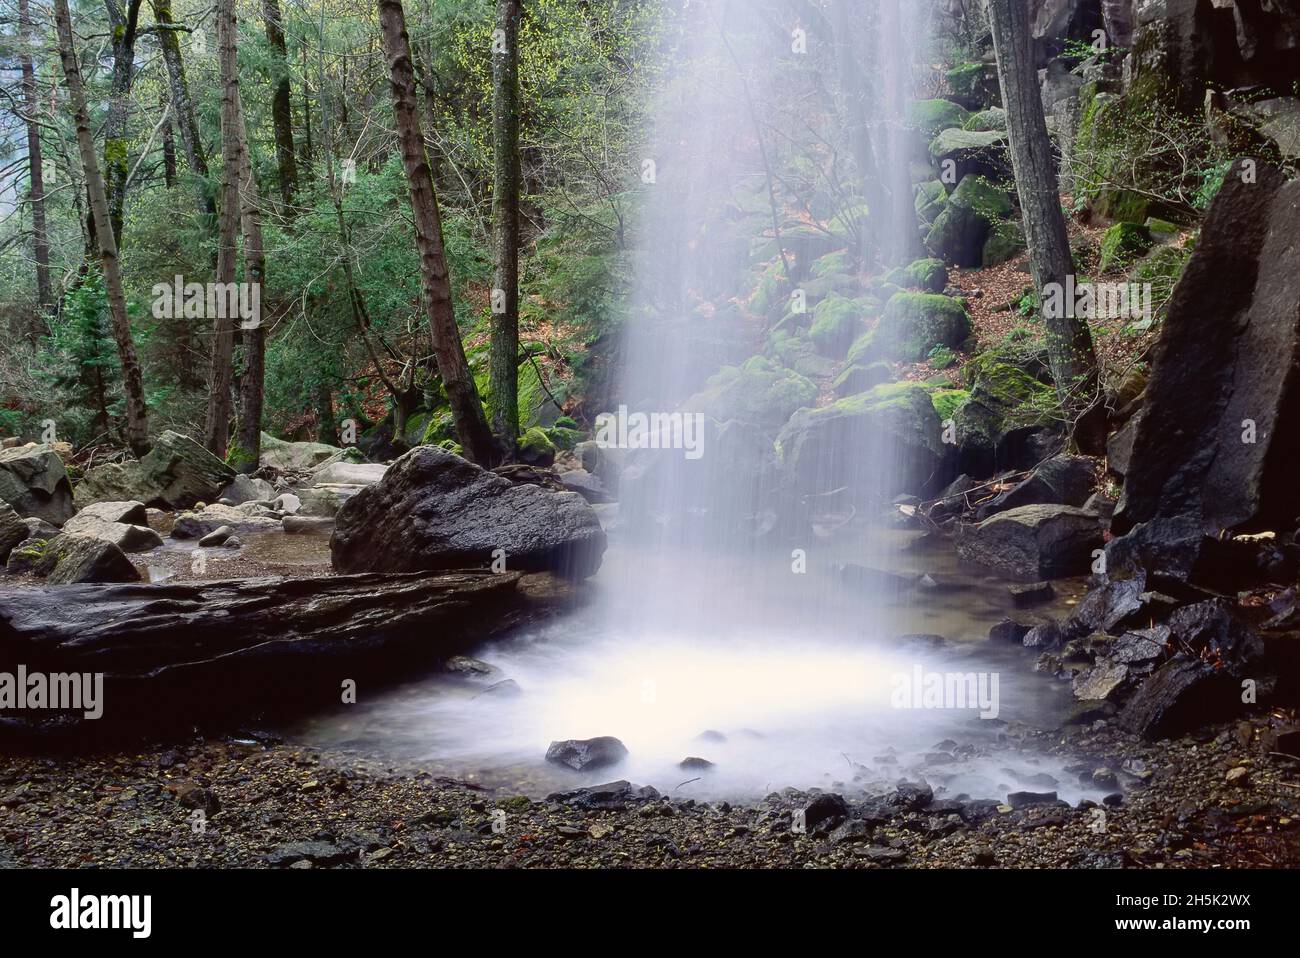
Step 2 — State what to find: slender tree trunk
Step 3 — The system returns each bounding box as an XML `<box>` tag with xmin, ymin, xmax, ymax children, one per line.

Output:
<box><xmin>162</xmin><ymin>109</ymin><xmax>177</xmax><ymax>187</ymax></box>
<box><xmin>262</xmin><ymin>0</ymin><xmax>299</xmax><ymax>209</ymax></box>
<box><xmin>151</xmin><ymin>0</ymin><xmax>215</xmax><ymax>221</ymax></box>
<box><xmin>300</xmin><ymin>37</ymin><xmax>314</xmax><ymax>177</ymax></box>
<box><xmin>314</xmin><ymin>384</ymin><xmax>337</xmax><ymax>445</ymax></box>
<box><xmin>19</xmin><ymin>0</ymin><xmax>53</xmax><ymax>323</ymax></box>
<box><xmin>986</xmin><ymin>0</ymin><xmax>1098</xmax><ymax>403</ymax></box>
<box><xmin>204</xmin><ymin>0</ymin><xmax>242</xmax><ymax>458</ymax></box>
<box><xmin>232</xmin><ymin>91</ymin><xmax>267</xmax><ymax>473</ymax></box>
<box><xmin>103</xmin><ymin>0</ymin><xmax>143</xmax><ymax>249</ymax></box>
<box><xmin>377</xmin><ymin>0</ymin><xmax>497</xmax><ymax>466</ymax></box>
<box><xmin>54</xmin><ymin>0</ymin><xmax>150</xmax><ymax>455</ymax></box>
<box><xmin>489</xmin><ymin>0</ymin><xmax>523</xmax><ymax>454</ymax></box>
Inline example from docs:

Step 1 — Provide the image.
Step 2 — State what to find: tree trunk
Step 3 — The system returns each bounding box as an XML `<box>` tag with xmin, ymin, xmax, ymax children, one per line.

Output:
<box><xmin>151</xmin><ymin>0</ymin><xmax>215</xmax><ymax>222</ymax></box>
<box><xmin>262</xmin><ymin>0</ymin><xmax>299</xmax><ymax>209</ymax></box>
<box><xmin>204</xmin><ymin>0</ymin><xmax>242</xmax><ymax>458</ymax></box>
<box><xmin>314</xmin><ymin>383</ymin><xmax>337</xmax><ymax>445</ymax></box>
<box><xmin>53</xmin><ymin>0</ymin><xmax>151</xmax><ymax>456</ymax></box>
<box><xmin>377</xmin><ymin>0</ymin><xmax>497</xmax><ymax>466</ymax></box>
<box><xmin>162</xmin><ymin>111</ymin><xmax>177</xmax><ymax>187</ymax></box>
<box><xmin>829</xmin><ymin>0</ymin><xmax>888</xmax><ymax>264</ymax></box>
<box><xmin>19</xmin><ymin>0</ymin><xmax>53</xmax><ymax>323</ymax></box>
<box><xmin>234</xmin><ymin>90</ymin><xmax>266</xmax><ymax>474</ymax></box>
<box><xmin>986</xmin><ymin>0</ymin><xmax>1098</xmax><ymax>404</ymax></box>
<box><xmin>102</xmin><ymin>0</ymin><xmax>143</xmax><ymax>250</ymax></box>
<box><xmin>489</xmin><ymin>0</ymin><xmax>523</xmax><ymax>454</ymax></box>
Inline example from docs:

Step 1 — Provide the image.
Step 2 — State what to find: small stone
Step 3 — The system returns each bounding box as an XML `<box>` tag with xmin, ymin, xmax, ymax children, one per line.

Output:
<box><xmin>1225</xmin><ymin>766</ymin><xmax>1249</xmax><ymax>786</ymax></box>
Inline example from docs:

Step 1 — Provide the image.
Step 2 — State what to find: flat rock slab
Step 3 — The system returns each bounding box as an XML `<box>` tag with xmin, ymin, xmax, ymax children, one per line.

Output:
<box><xmin>0</xmin><ymin>570</ymin><xmax>549</xmax><ymax>733</ymax></box>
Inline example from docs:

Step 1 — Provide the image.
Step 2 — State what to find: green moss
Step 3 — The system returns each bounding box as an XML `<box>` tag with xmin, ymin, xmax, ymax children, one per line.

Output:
<box><xmin>832</xmin><ymin>361</ymin><xmax>892</xmax><ymax>397</ymax></box>
<box><xmin>900</xmin><ymin>258</ymin><xmax>949</xmax><ymax>293</ymax></box>
<box><xmin>809</xmin><ymin>292</ymin><xmax>866</xmax><ymax>356</ymax></box>
<box><xmin>545</xmin><ymin>426</ymin><xmax>584</xmax><ymax>451</ymax></box>
<box><xmin>946</xmin><ymin>63</ymin><xmax>987</xmax><ymax>103</ymax></box>
<box><xmin>1099</xmin><ymin>222</ymin><xmax>1154</xmax><ymax>273</ymax></box>
<box><xmin>963</xmin><ymin>107</ymin><xmax>1007</xmax><ymax>132</ymax></box>
<box><xmin>811</xmin><ymin>250</ymin><xmax>852</xmax><ymax>278</ymax></box>
<box><xmin>692</xmin><ymin>355</ymin><xmax>817</xmax><ymax>427</ymax></box>
<box><xmin>907</xmin><ymin>98</ymin><xmax>970</xmax><ymax>139</ymax></box>
<box><xmin>518</xmin><ymin>426</ymin><xmax>556</xmax><ymax>461</ymax></box>
<box><xmin>930</xmin><ymin>387</ymin><xmax>970</xmax><ymax>421</ymax></box>
<box><xmin>927</xmin><ymin>344</ymin><xmax>957</xmax><ymax>369</ymax></box>
<box><xmin>872</xmin><ymin>292</ymin><xmax>971</xmax><ymax>363</ymax></box>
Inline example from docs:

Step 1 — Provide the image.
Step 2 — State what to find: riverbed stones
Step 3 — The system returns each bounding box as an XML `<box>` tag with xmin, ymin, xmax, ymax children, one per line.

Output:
<box><xmin>0</xmin><ymin>504</ymin><xmax>27</xmax><ymax>565</ymax></box>
<box><xmin>0</xmin><ymin>445</ymin><xmax>75</xmax><ymax>526</ymax></box>
<box><xmin>955</xmin><ymin>504</ymin><xmax>1103</xmax><ymax>579</ymax></box>
<box><xmin>59</xmin><ymin>512</ymin><xmax>163</xmax><ymax>553</ymax></box>
<box><xmin>331</xmin><ymin>446</ymin><xmax>606</xmax><ymax>579</ymax></box>
<box><xmin>171</xmin><ymin>503</ymin><xmax>281</xmax><ymax>539</ymax></box>
<box><xmin>258</xmin><ymin>433</ymin><xmax>348</xmax><ymax>472</ymax></box>
<box><xmin>545</xmin><ymin>737</ymin><xmax>629</xmax><ymax>772</ymax></box>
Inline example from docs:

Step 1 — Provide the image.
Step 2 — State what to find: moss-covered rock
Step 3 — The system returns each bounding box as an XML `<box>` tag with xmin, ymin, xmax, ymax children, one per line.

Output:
<box><xmin>768</xmin><ymin>330</ymin><xmax>838</xmax><ymax>380</ymax></box>
<box><xmin>778</xmin><ymin>383</ymin><xmax>949</xmax><ymax>500</ymax></box>
<box><xmin>925</xmin><ymin>175</ymin><xmax>1014</xmax><ymax>267</ymax></box>
<box><xmin>690</xmin><ymin>355</ymin><xmax>817</xmax><ymax>429</ymax></box>
<box><xmin>871</xmin><ymin>292</ymin><xmax>971</xmax><ymax>362</ymax></box>
<box><xmin>1099</xmin><ymin>222</ymin><xmax>1155</xmax><ymax>273</ymax></box>
<box><xmin>963</xmin><ymin>107</ymin><xmax>1007</xmax><ymax>132</ymax></box>
<box><xmin>946</xmin><ymin>62</ymin><xmax>992</xmax><ymax>109</ymax></box>
<box><xmin>518</xmin><ymin>427</ymin><xmax>557</xmax><ymax>466</ymax></box>
<box><xmin>915</xmin><ymin>180</ymin><xmax>948</xmax><ymax>226</ymax></box>
<box><xmin>982</xmin><ymin>219</ymin><xmax>1027</xmax><ymax>266</ymax></box>
<box><xmin>951</xmin><ymin>350</ymin><xmax>1057</xmax><ymax>476</ymax></box>
<box><xmin>929</xmin><ymin>128</ymin><xmax>1011</xmax><ymax>183</ymax></box>
<box><xmin>887</xmin><ymin>257</ymin><xmax>949</xmax><ymax>293</ymax></box>
<box><xmin>832</xmin><ymin>361</ymin><xmax>893</xmax><ymax>397</ymax></box>
<box><xmin>809</xmin><ymin>292</ymin><xmax>868</xmax><ymax>356</ymax></box>
<box><xmin>907</xmin><ymin>98</ymin><xmax>971</xmax><ymax>139</ymax></box>
<box><xmin>930</xmin><ymin>387</ymin><xmax>970</xmax><ymax>421</ymax></box>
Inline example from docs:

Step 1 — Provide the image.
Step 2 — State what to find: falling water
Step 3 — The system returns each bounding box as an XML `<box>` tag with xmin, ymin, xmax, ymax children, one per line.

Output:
<box><xmin>295</xmin><ymin>0</ymin><xmax>1108</xmax><ymax>806</ymax></box>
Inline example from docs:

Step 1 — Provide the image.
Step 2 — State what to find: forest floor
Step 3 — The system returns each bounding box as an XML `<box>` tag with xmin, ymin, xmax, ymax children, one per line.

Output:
<box><xmin>3</xmin><ymin>710</ymin><xmax>1299</xmax><ymax>869</ymax></box>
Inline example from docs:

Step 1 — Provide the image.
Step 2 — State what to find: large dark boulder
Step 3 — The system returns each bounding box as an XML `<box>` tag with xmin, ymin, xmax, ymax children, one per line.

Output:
<box><xmin>976</xmin><ymin>455</ymin><xmax>1097</xmax><ymax>519</ymax></box>
<box><xmin>1113</xmin><ymin>165</ymin><xmax>1300</xmax><ymax>534</ymax></box>
<box><xmin>331</xmin><ymin>446</ymin><xmax>606</xmax><ymax>579</ymax></box>
<box><xmin>44</xmin><ymin>536</ymin><xmax>141</xmax><ymax>585</ymax></box>
<box><xmin>955</xmin><ymin>504</ymin><xmax>1102</xmax><ymax>579</ymax></box>
<box><xmin>0</xmin><ymin>445</ymin><xmax>75</xmax><ymax>526</ymax></box>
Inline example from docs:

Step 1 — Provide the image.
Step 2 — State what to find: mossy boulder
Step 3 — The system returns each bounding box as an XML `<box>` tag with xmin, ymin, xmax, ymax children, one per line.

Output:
<box><xmin>915</xmin><ymin>180</ymin><xmax>948</xmax><ymax>226</ymax></box>
<box><xmin>517</xmin><ymin>427</ymin><xmax>557</xmax><ymax>467</ymax></box>
<box><xmin>809</xmin><ymin>292</ymin><xmax>870</xmax><ymax>356</ymax></box>
<box><xmin>778</xmin><ymin>383</ymin><xmax>949</xmax><ymax>501</ymax></box>
<box><xmin>871</xmin><ymin>293</ymin><xmax>971</xmax><ymax>363</ymax></box>
<box><xmin>946</xmin><ymin>62</ymin><xmax>994</xmax><ymax>109</ymax></box>
<box><xmin>982</xmin><ymin>220</ymin><xmax>1027</xmax><ymax>266</ymax></box>
<box><xmin>951</xmin><ymin>351</ymin><xmax>1057</xmax><ymax>477</ymax></box>
<box><xmin>689</xmin><ymin>355</ymin><xmax>817</xmax><ymax>428</ymax></box>
<box><xmin>768</xmin><ymin>330</ymin><xmax>838</xmax><ymax>380</ymax></box>
<box><xmin>1099</xmin><ymin>222</ymin><xmax>1155</xmax><ymax>273</ymax></box>
<box><xmin>887</xmin><ymin>258</ymin><xmax>949</xmax><ymax>293</ymax></box>
<box><xmin>925</xmin><ymin>175</ymin><xmax>1014</xmax><ymax>267</ymax></box>
<box><xmin>930</xmin><ymin>387</ymin><xmax>970</xmax><ymax>422</ymax></box>
<box><xmin>963</xmin><ymin>107</ymin><xmax>1007</xmax><ymax>132</ymax></box>
<box><xmin>907</xmin><ymin>98</ymin><xmax>970</xmax><ymax>139</ymax></box>
<box><xmin>928</xmin><ymin>128</ymin><xmax>1011</xmax><ymax>182</ymax></box>
<box><xmin>832</xmin><ymin>361</ymin><xmax>893</xmax><ymax>398</ymax></box>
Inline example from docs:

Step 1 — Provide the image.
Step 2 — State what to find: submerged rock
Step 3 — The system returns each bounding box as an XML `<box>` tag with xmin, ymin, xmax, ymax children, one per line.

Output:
<box><xmin>332</xmin><ymin>446</ymin><xmax>605</xmax><ymax>578</ymax></box>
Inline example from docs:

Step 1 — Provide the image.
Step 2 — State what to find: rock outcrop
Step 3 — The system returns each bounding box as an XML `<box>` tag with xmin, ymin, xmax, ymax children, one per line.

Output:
<box><xmin>956</xmin><ymin>504</ymin><xmax>1102</xmax><ymax>579</ymax></box>
<box><xmin>331</xmin><ymin>446</ymin><xmax>606</xmax><ymax>579</ymax></box>
<box><xmin>75</xmin><ymin>431</ymin><xmax>235</xmax><ymax>510</ymax></box>
<box><xmin>1113</xmin><ymin>166</ymin><xmax>1300</xmax><ymax>535</ymax></box>
<box><xmin>0</xmin><ymin>444</ymin><xmax>75</xmax><ymax>526</ymax></box>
